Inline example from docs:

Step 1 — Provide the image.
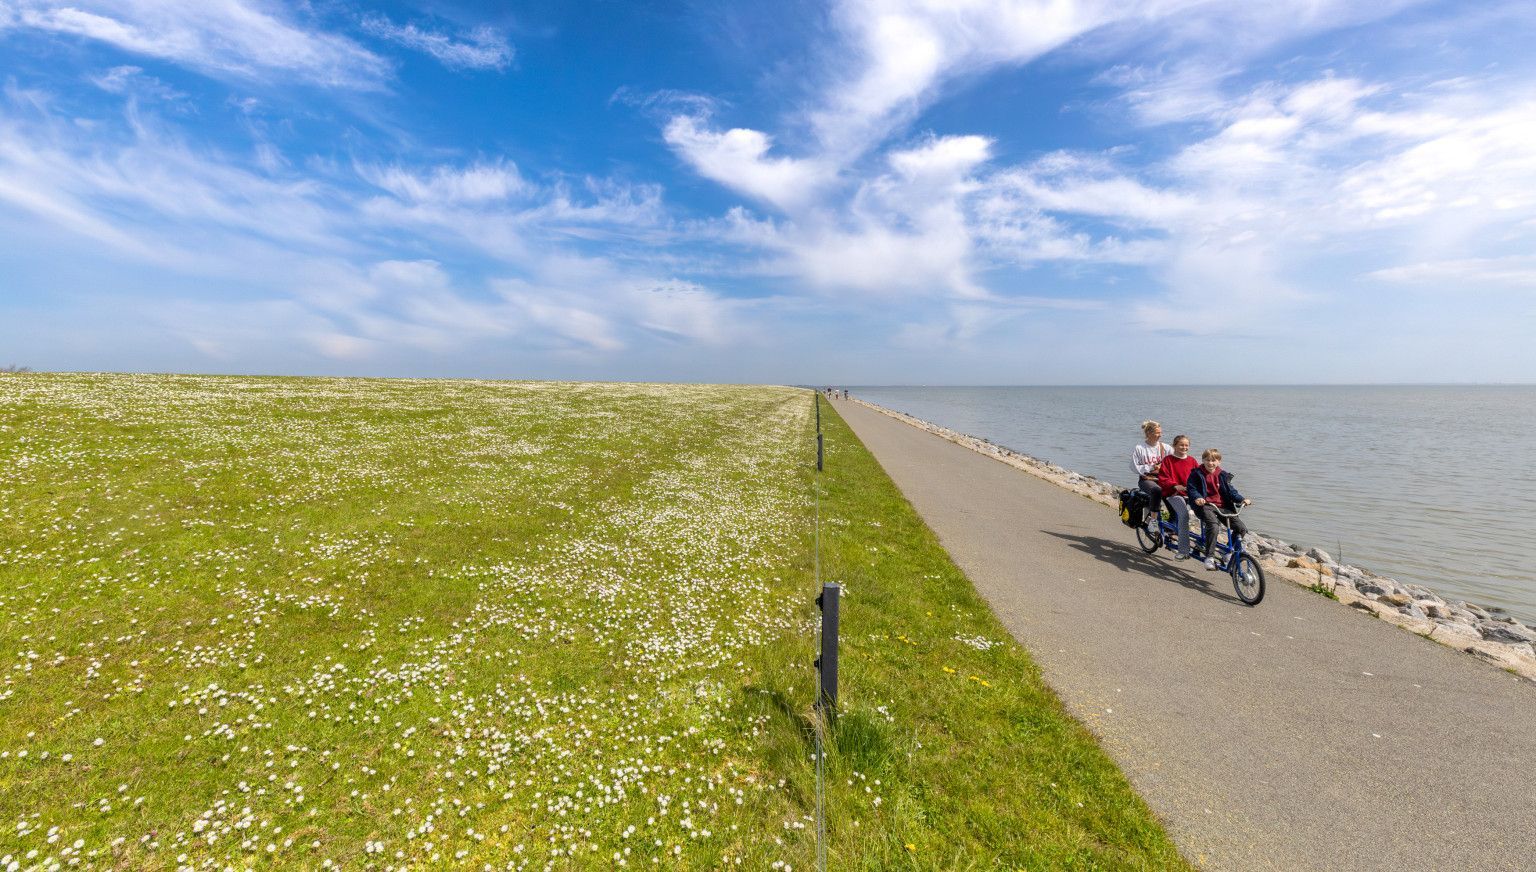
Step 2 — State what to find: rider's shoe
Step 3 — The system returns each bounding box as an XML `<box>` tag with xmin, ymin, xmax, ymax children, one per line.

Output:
<box><xmin>1175</xmin><ymin>552</ymin><xmax>1190</xmax><ymax>561</ymax></box>
<box><xmin>1203</xmin><ymin>558</ymin><xmax>1218</xmax><ymax>570</ymax></box>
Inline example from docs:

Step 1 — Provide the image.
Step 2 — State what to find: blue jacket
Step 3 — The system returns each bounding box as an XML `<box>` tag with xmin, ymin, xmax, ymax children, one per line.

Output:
<box><xmin>1186</xmin><ymin>466</ymin><xmax>1245</xmax><ymax>508</ymax></box>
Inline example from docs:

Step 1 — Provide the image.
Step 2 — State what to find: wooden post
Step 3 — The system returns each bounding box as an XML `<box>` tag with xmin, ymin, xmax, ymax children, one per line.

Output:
<box><xmin>816</xmin><ymin>583</ymin><xmax>840</xmax><ymax>711</ymax></box>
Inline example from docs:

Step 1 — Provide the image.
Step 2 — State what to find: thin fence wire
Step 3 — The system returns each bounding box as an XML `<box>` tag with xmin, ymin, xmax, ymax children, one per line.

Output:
<box><xmin>812</xmin><ymin>391</ymin><xmax>828</xmax><ymax>872</ymax></box>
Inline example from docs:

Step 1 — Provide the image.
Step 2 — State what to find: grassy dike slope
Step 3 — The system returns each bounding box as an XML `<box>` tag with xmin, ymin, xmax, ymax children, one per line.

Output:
<box><xmin>813</xmin><ymin>399</ymin><xmax>1186</xmax><ymax>870</ymax></box>
<box><xmin>0</xmin><ymin>374</ymin><xmax>1183</xmax><ymax>870</ymax></box>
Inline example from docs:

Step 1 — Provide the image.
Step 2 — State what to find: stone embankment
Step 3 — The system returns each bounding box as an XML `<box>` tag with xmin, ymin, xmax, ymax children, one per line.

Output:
<box><xmin>849</xmin><ymin>398</ymin><xmax>1536</xmax><ymax>682</ymax></box>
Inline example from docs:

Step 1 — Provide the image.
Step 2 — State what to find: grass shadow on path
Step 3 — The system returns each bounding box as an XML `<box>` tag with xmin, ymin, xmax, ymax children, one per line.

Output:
<box><xmin>1042</xmin><ymin>529</ymin><xmax>1246</xmax><ymax>606</ymax></box>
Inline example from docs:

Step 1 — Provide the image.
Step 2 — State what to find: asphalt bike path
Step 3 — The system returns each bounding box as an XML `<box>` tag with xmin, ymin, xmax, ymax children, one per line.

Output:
<box><xmin>833</xmin><ymin>398</ymin><xmax>1535</xmax><ymax>871</ymax></box>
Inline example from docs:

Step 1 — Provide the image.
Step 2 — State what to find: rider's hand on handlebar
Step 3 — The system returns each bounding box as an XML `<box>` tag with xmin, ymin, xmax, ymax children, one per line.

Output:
<box><xmin>1241</xmin><ymin>499</ymin><xmax>1251</xmax><ymax>507</ymax></box>
<box><xmin>1194</xmin><ymin>498</ymin><xmax>1205</xmax><ymax>506</ymax></box>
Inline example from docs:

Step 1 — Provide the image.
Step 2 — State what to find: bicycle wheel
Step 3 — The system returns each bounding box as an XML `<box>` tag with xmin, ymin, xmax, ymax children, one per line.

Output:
<box><xmin>1231</xmin><ymin>554</ymin><xmax>1265</xmax><ymax>605</ymax></box>
<box><xmin>1136</xmin><ymin>523</ymin><xmax>1163</xmax><ymax>554</ymax></box>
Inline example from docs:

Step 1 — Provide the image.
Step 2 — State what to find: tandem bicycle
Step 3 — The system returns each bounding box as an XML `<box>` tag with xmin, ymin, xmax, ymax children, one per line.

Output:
<box><xmin>1136</xmin><ymin>500</ymin><xmax>1266</xmax><ymax>605</ymax></box>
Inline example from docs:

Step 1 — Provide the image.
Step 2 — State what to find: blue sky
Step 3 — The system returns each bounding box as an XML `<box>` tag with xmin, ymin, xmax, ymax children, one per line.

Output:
<box><xmin>2</xmin><ymin>0</ymin><xmax>1534</xmax><ymax>383</ymax></box>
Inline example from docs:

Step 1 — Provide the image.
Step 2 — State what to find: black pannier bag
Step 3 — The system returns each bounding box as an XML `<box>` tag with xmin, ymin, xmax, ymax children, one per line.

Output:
<box><xmin>1118</xmin><ymin>488</ymin><xmax>1147</xmax><ymax>528</ymax></box>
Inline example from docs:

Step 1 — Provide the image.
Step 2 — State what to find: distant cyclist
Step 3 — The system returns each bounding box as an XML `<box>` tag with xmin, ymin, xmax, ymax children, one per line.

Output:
<box><xmin>1188</xmin><ymin>448</ymin><xmax>1251</xmax><ymax>570</ymax></box>
<box><xmin>1131</xmin><ymin>421</ymin><xmax>1171</xmax><ymax>532</ymax></box>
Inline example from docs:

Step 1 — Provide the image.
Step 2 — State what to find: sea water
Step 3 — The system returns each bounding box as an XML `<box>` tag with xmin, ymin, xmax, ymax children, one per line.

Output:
<box><xmin>849</xmin><ymin>386</ymin><xmax>1536</xmax><ymax>624</ymax></box>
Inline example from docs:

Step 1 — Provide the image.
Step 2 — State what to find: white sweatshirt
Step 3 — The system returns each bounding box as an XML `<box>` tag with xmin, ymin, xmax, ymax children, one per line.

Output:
<box><xmin>1132</xmin><ymin>441</ymin><xmax>1171</xmax><ymax>479</ymax></box>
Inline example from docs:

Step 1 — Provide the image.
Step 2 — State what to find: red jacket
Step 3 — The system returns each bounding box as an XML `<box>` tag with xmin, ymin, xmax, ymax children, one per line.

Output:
<box><xmin>1157</xmin><ymin>455</ymin><xmax>1199</xmax><ymax>498</ymax></box>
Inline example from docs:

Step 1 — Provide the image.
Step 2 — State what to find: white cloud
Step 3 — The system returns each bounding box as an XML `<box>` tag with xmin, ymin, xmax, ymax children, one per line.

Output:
<box><xmin>89</xmin><ymin>65</ymin><xmax>186</xmax><ymax>103</ymax></box>
<box><xmin>661</xmin><ymin>0</ymin><xmax>1156</xmax><ymax>209</ymax></box>
<box><xmin>1081</xmin><ymin>0</ymin><xmax>1424</xmax><ymax>125</ymax></box>
<box><xmin>665</xmin><ymin>0</ymin><xmax>1425</xmax><ymax>316</ymax></box>
<box><xmin>1338</xmin><ymin>100</ymin><xmax>1536</xmax><ymax>226</ymax></box>
<box><xmin>0</xmin><ymin>89</ymin><xmax>343</xmax><ymax>266</ymax></box>
<box><xmin>5</xmin><ymin>0</ymin><xmax>390</xmax><ymax>88</ymax></box>
<box><xmin>628</xmin><ymin>280</ymin><xmax>740</xmax><ymax>344</ymax></box>
<box><xmin>359</xmin><ymin>161</ymin><xmax>528</xmax><ymax>204</ymax></box>
<box><xmin>978</xmin><ymin>73</ymin><xmax>1536</xmax><ymax>332</ymax></box>
<box><xmin>662</xmin><ymin>4</ymin><xmax>1536</xmax><ymax>344</ymax></box>
<box><xmin>1367</xmin><ymin>256</ymin><xmax>1536</xmax><ymax>288</ymax></box>
<box><xmin>662</xmin><ymin>115</ymin><xmax>834</xmax><ymax>213</ymax></box>
<box><xmin>361</xmin><ymin>16</ymin><xmax>512</xmax><ymax>72</ymax></box>
<box><xmin>0</xmin><ymin>85</ymin><xmax>744</xmax><ymax>364</ymax></box>
<box><xmin>707</xmin><ymin>134</ymin><xmax>993</xmax><ymax>298</ymax></box>
<box><xmin>356</xmin><ymin>167</ymin><xmax>666</xmax><ymax>264</ymax></box>
<box><xmin>986</xmin><ymin>152</ymin><xmax>1196</xmax><ymax>227</ymax></box>
<box><xmin>491</xmin><ymin>279</ymin><xmax>623</xmax><ymax>353</ymax></box>
<box><xmin>810</xmin><ymin>0</ymin><xmax>1137</xmax><ymax>158</ymax></box>
<box><xmin>801</xmin><ymin>0</ymin><xmax>1410</xmax><ymax>156</ymax></box>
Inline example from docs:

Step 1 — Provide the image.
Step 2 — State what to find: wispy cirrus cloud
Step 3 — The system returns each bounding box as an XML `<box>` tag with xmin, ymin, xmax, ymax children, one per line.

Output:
<box><xmin>357</xmin><ymin>160</ymin><xmax>529</xmax><ymax>205</ymax></box>
<box><xmin>984</xmin><ymin>74</ymin><xmax>1536</xmax><ymax>332</ymax></box>
<box><xmin>88</xmin><ymin>64</ymin><xmax>187</xmax><ymax>102</ymax></box>
<box><xmin>2</xmin><ymin>0</ymin><xmax>391</xmax><ymax>88</ymax></box>
<box><xmin>360</xmin><ymin>16</ymin><xmax>513</xmax><ymax>72</ymax></box>
<box><xmin>0</xmin><ymin>82</ymin><xmax>743</xmax><ymax>364</ymax></box>
<box><xmin>1368</xmin><ymin>256</ymin><xmax>1536</xmax><ymax>288</ymax></box>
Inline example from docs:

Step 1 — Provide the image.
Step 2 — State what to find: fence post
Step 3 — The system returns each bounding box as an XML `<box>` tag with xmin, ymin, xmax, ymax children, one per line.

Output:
<box><xmin>816</xmin><ymin>431</ymin><xmax>824</xmax><ymax>472</ymax></box>
<box><xmin>816</xmin><ymin>583</ymin><xmax>840</xmax><ymax>712</ymax></box>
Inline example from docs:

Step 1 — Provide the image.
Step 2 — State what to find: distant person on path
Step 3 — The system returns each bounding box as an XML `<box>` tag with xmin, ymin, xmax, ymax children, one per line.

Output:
<box><xmin>1188</xmin><ymin>448</ymin><xmax>1250</xmax><ymax>570</ymax></box>
<box><xmin>1132</xmin><ymin>421</ymin><xmax>1171</xmax><ymax>532</ymax></box>
<box><xmin>1157</xmin><ymin>435</ymin><xmax>1199</xmax><ymax>559</ymax></box>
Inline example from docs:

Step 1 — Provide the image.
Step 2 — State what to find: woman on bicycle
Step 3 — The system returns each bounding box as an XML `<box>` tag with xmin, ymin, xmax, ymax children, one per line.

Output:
<box><xmin>1157</xmin><ymin>435</ymin><xmax>1199</xmax><ymax>559</ymax></box>
<box><xmin>1131</xmin><ymin>421</ymin><xmax>1171</xmax><ymax>532</ymax></box>
<box><xmin>1187</xmin><ymin>448</ymin><xmax>1251</xmax><ymax>570</ymax></box>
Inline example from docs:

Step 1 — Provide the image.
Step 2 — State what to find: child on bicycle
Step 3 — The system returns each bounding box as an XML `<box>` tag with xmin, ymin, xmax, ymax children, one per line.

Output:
<box><xmin>1187</xmin><ymin>448</ymin><xmax>1251</xmax><ymax>570</ymax></box>
<box><xmin>1132</xmin><ymin>420</ymin><xmax>1171</xmax><ymax>532</ymax></box>
<box><xmin>1157</xmin><ymin>435</ymin><xmax>1199</xmax><ymax>559</ymax></box>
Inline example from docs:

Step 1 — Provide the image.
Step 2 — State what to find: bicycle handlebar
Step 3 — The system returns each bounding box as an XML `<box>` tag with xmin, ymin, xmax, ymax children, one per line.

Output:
<box><xmin>1204</xmin><ymin>502</ymin><xmax>1251</xmax><ymax>518</ymax></box>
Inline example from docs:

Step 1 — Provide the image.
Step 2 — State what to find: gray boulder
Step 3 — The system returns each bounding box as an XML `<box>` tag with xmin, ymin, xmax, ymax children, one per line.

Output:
<box><xmin>1434</xmin><ymin>617</ymin><xmax>1478</xmax><ymax>636</ymax></box>
<box><xmin>1420</xmin><ymin>602</ymin><xmax>1452</xmax><ymax>620</ymax></box>
<box><xmin>1305</xmin><ymin>547</ymin><xmax>1333</xmax><ymax>564</ymax></box>
<box><xmin>1458</xmin><ymin>601</ymin><xmax>1491</xmax><ymax>619</ymax></box>
<box><xmin>1477</xmin><ymin>622</ymin><xmax>1536</xmax><ymax>645</ymax></box>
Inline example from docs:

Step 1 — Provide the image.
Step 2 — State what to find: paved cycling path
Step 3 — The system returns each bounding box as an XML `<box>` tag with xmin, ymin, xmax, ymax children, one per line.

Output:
<box><xmin>834</xmin><ymin>398</ymin><xmax>1536</xmax><ymax>871</ymax></box>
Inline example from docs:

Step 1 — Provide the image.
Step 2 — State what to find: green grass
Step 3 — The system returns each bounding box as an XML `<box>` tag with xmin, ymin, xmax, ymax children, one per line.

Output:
<box><xmin>0</xmin><ymin>373</ymin><xmax>1185</xmax><ymax>870</ymax></box>
<box><xmin>810</xmin><ymin>399</ymin><xmax>1187</xmax><ymax>870</ymax></box>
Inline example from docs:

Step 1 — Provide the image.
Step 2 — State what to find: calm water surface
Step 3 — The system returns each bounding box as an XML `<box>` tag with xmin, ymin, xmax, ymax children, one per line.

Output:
<box><xmin>850</xmin><ymin>386</ymin><xmax>1536</xmax><ymax>624</ymax></box>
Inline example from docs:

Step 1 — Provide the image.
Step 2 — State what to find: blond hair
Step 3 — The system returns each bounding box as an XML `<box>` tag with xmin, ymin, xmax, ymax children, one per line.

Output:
<box><xmin>1141</xmin><ymin>420</ymin><xmax>1161</xmax><ymax>435</ymax></box>
<box><xmin>1172</xmin><ymin>434</ymin><xmax>1190</xmax><ymax>446</ymax></box>
<box><xmin>1201</xmin><ymin>448</ymin><xmax>1222</xmax><ymax>462</ymax></box>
